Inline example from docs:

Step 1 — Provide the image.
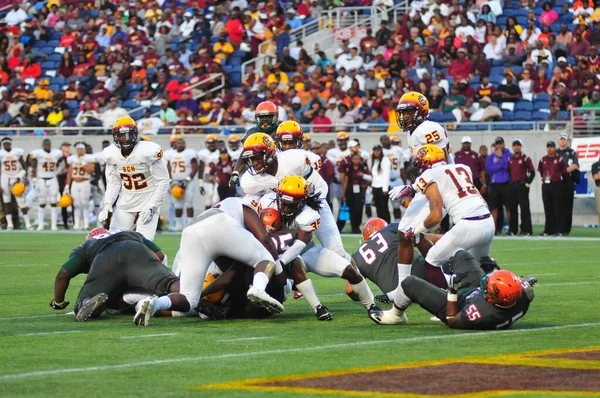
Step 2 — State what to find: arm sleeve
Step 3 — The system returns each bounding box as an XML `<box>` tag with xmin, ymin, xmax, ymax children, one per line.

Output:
<box><xmin>143</xmin><ymin>237</ymin><xmax>162</xmax><ymax>253</ymax></box>
<box><xmin>61</xmin><ymin>254</ymin><xmax>87</xmax><ymax>278</ymax></box>
<box><xmin>148</xmin><ymin>157</ymin><xmax>170</xmax><ymax>209</ymax></box>
<box><xmin>278</xmin><ymin>240</ymin><xmax>307</xmax><ymax>266</ymax></box>
<box><xmin>103</xmin><ymin>162</ymin><xmax>122</xmax><ymax>207</ymax></box>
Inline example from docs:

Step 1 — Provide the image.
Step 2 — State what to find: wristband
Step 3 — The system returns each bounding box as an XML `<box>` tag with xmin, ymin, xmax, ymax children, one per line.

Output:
<box><xmin>413</xmin><ymin>222</ymin><xmax>427</xmax><ymax>236</ymax></box>
<box><xmin>197</xmin><ymin>179</ymin><xmax>204</xmax><ymax>187</ymax></box>
<box><xmin>186</xmin><ymin>176</ymin><xmax>192</xmax><ymax>182</ymax></box>
<box><xmin>447</xmin><ymin>292</ymin><xmax>457</xmax><ymax>302</ymax></box>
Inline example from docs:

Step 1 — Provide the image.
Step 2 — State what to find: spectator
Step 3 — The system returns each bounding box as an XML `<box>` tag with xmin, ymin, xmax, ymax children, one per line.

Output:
<box><xmin>111</xmin><ymin>79</ymin><xmax>129</xmax><ymax>102</ymax></box>
<box><xmin>213</xmin><ymin>34</ymin><xmax>234</xmax><ymax>64</ymax></box>
<box><xmin>286</xmin><ymin>8</ymin><xmax>302</xmax><ymax>30</ymax></box>
<box><xmin>202</xmin><ymin>98</ymin><xmax>224</xmax><ymax>128</ymax></box>
<box><xmin>362</xmin><ymin>107</ymin><xmax>387</xmax><ymax>131</ymax></box>
<box><xmin>456</xmin><ymin>18</ymin><xmax>476</xmax><ymax>42</ymax></box>
<box><xmin>22</xmin><ymin>56</ymin><xmax>42</xmax><ymax>80</ymax></box>
<box><xmin>137</xmin><ymin>108</ymin><xmax>165</xmax><ymax>135</ymax></box>
<box><xmin>507</xmin><ymin>138</ymin><xmax>535</xmax><ymax>236</ymax></box>
<box><xmin>159</xmin><ymin>99</ymin><xmax>179</xmax><ymax>125</ymax></box>
<box><xmin>34</xmin><ymin>79</ymin><xmax>53</xmax><ymax>101</ymax></box>
<box><xmin>376</xmin><ymin>21</ymin><xmax>392</xmax><ymax>47</ymax></box>
<box><xmin>544</xmin><ymin>105</ymin><xmax>567</xmax><ymax>130</ymax></box>
<box><xmin>568</xmin><ymin>28</ymin><xmax>590</xmax><ymax>56</ymax></box>
<box><xmin>442</xmin><ymin>85</ymin><xmax>466</xmax><ymax>114</ymax></box>
<box><xmin>503</xmin><ymin>46</ymin><xmax>524</xmax><ymax>66</ymax></box>
<box><xmin>210</xmin><ymin>149</ymin><xmax>235</xmax><ymax>200</ymax></box>
<box><xmin>492</xmin><ymin>73</ymin><xmax>522</xmax><ymax>103</ymax></box>
<box><xmin>0</xmin><ymin>103</ymin><xmax>12</xmax><ymax>127</ymax></box>
<box><xmin>332</xmin><ymin>103</ymin><xmax>354</xmax><ymax>132</ymax></box>
<box><xmin>59</xmin><ymin>109</ymin><xmax>77</xmax><ymax>128</ymax></box>
<box><xmin>548</xmin><ymin>34</ymin><xmax>568</xmax><ymax>60</ymax></box>
<box><xmin>339</xmin><ymin>146</ymin><xmax>371</xmax><ymax>233</ymax></box>
<box><xmin>370</xmin><ymin>145</ymin><xmax>391</xmax><ymax>223</ymax></box>
<box><xmin>90</xmin><ymin>80</ymin><xmax>110</xmax><ymax>103</ymax></box>
<box><xmin>556</xmin><ymin>132</ymin><xmax>580</xmax><ymax>235</ymax></box>
<box><xmin>325</xmin><ymin>98</ymin><xmax>340</xmax><ymax>121</ymax></box>
<box><xmin>76</xmin><ymin>102</ymin><xmax>102</xmax><ymax>127</ymax></box>
<box><xmin>315</xmin><ymin>51</ymin><xmax>333</xmax><ymax>74</ymax></box>
<box><xmin>448</xmin><ymin>48</ymin><xmax>472</xmax><ymax>80</ymax></box>
<box><xmin>46</xmin><ymin>106</ymin><xmax>64</xmax><ymax>126</ymax></box>
<box><xmin>483</xmin><ymin>35</ymin><xmax>504</xmax><ymax>61</ymax></box>
<box><xmin>176</xmin><ymin>90</ymin><xmax>199</xmax><ymax>116</ymax></box>
<box><xmin>5</xmin><ymin>4</ymin><xmax>28</xmax><ymax>26</ymax></box>
<box><xmin>534</xmin><ymin>67</ymin><xmax>551</xmax><ymax>93</ymax></box>
<box><xmin>59</xmin><ymin>52</ymin><xmax>75</xmax><ymax>78</ymax></box>
<box><xmin>518</xmin><ymin>69</ymin><xmax>534</xmax><ymax>95</ymax></box>
<box><xmin>337</xmin><ymin>46</ymin><xmax>364</xmax><ymax>71</ymax></box>
<box><xmin>455</xmin><ymin>136</ymin><xmax>485</xmax><ymax>190</ymax></box>
<box><xmin>592</xmin><ymin>156</ymin><xmax>600</xmax><ymax>225</ymax></box>
<box><xmin>312</xmin><ymin>107</ymin><xmax>332</xmax><ymax>132</ymax></box>
<box><xmin>486</xmin><ymin>136</ymin><xmax>512</xmax><ymax>235</ymax></box>
<box><xmin>540</xmin><ymin>2</ymin><xmax>559</xmax><ymax>26</ymax></box>
<box><xmin>225</xmin><ymin>11</ymin><xmax>245</xmax><ymax>48</ymax></box>
<box><xmin>101</xmin><ymin>97</ymin><xmax>129</xmax><ymax>129</ymax></box>
<box><xmin>428</xmin><ymin>85</ymin><xmax>445</xmax><ymax>112</ymax></box>
<box><xmin>538</xmin><ymin>140</ymin><xmax>567</xmax><ymax>236</ymax></box>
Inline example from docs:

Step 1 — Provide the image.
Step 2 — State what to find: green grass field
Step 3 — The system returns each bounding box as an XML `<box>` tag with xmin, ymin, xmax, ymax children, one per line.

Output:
<box><xmin>0</xmin><ymin>231</ymin><xmax>599</xmax><ymax>397</ymax></box>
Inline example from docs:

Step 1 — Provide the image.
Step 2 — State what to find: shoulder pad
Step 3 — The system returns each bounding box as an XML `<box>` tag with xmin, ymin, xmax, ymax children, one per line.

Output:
<box><xmin>242</xmin><ymin>195</ymin><xmax>262</xmax><ymax>213</ymax></box>
<box><xmin>413</xmin><ymin>168</ymin><xmax>434</xmax><ymax>193</ymax></box>
<box><xmin>296</xmin><ymin>207</ymin><xmax>321</xmax><ymax>232</ymax></box>
<box><xmin>258</xmin><ymin>192</ymin><xmax>277</xmax><ymax>212</ymax></box>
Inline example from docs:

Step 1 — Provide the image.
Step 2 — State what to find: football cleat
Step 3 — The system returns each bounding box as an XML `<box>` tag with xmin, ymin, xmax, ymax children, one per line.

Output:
<box><xmin>75</xmin><ymin>293</ymin><xmax>108</xmax><ymax>322</ymax></box>
<box><xmin>133</xmin><ymin>296</ymin><xmax>157</xmax><ymax>326</ymax></box>
<box><xmin>315</xmin><ymin>304</ymin><xmax>333</xmax><ymax>321</ymax></box>
<box><xmin>247</xmin><ymin>285</ymin><xmax>284</xmax><ymax>314</ymax></box>
<box><xmin>196</xmin><ymin>299</ymin><xmax>226</xmax><ymax>320</ymax></box>
<box><xmin>368</xmin><ymin>308</ymin><xmax>408</xmax><ymax>325</ymax></box>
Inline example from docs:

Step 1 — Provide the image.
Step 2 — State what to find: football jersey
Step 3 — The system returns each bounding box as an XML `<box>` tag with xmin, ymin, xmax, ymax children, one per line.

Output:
<box><xmin>383</xmin><ymin>147</ymin><xmax>404</xmax><ymax>180</ymax></box>
<box><xmin>31</xmin><ymin>149</ymin><xmax>63</xmax><ymax>178</ymax></box>
<box><xmin>408</xmin><ymin>120</ymin><xmax>449</xmax><ymax>153</ymax></box>
<box><xmin>413</xmin><ymin>163</ymin><xmax>489</xmax><ymax>221</ymax></box>
<box><xmin>210</xmin><ymin>196</ymin><xmax>256</xmax><ymax>225</ymax></box>
<box><xmin>67</xmin><ymin>154</ymin><xmax>96</xmax><ymax>180</ymax></box>
<box><xmin>326</xmin><ymin>147</ymin><xmax>350</xmax><ymax>179</ymax></box>
<box><xmin>258</xmin><ymin>191</ymin><xmax>320</xmax><ymax>233</ymax></box>
<box><xmin>0</xmin><ymin>148</ymin><xmax>25</xmax><ymax>178</ymax></box>
<box><xmin>197</xmin><ymin>148</ymin><xmax>220</xmax><ymax>176</ymax></box>
<box><xmin>240</xmin><ymin>149</ymin><xmax>329</xmax><ymax>200</ymax></box>
<box><xmin>103</xmin><ymin>141</ymin><xmax>168</xmax><ymax>211</ymax></box>
<box><xmin>305</xmin><ymin>150</ymin><xmax>322</xmax><ymax>171</ymax></box>
<box><xmin>94</xmin><ymin>152</ymin><xmax>106</xmax><ymax>166</ymax></box>
<box><xmin>458</xmin><ymin>279</ymin><xmax>534</xmax><ymax>330</ymax></box>
<box><xmin>165</xmin><ymin>148</ymin><xmax>197</xmax><ymax>181</ymax></box>
<box><xmin>228</xmin><ymin>148</ymin><xmax>243</xmax><ymax>163</ymax></box>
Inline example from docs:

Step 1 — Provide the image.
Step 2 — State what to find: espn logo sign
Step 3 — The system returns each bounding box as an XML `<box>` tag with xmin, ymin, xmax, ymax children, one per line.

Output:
<box><xmin>575</xmin><ymin>143</ymin><xmax>600</xmax><ymax>159</ymax></box>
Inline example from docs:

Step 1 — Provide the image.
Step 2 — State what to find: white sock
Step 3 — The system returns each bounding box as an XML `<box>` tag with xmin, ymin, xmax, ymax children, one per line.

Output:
<box><xmin>391</xmin><ymin>306</ymin><xmax>404</xmax><ymax>318</ymax></box>
<box><xmin>252</xmin><ymin>272</ymin><xmax>270</xmax><ymax>292</ymax></box>
<box><xmin>295</xmin><ymin>279</ymin><xmax>321</xmax><ymax>310</ymax></box>
<box><xmin>5</xmin><ymin>214</ymin><xmax>12</xmax><ymax>226</ymax></box>
<box><xmin>23</xmin><ymin>213</ymin><xmax>31</xmax><ymax>228</ymax></box>
<box><xmin>175</xmin><ymin>217</ymin><xmax>183</xmax><ymax>230</ymax></box>
<box><xmin>350</xmin><ymin>278</ymin><xmax>375</xmax><ymax>308</ymax></box>
<box><xmin>50</xmin><ymin>207</ymin><xmax>58</xmax><ymax>228</ymax></box>
<box><xmin>394</xmin><ymin>263</ymin><xmax>413</xmax><ymax>310</ymax></box>
<box><xmin>123</xmin><ymin>292</ymin><xmax>151</xmax><ymax>305</ymax></box>
<box><xmin>38</xmin><ymin>207</ymin><xmax>45</xmax><ymax>225</ymax></box>
<box><xmin>74</xmin><ymin>207</ymin><xmax>81</xmax><ymax>228</ymax></box>
<box><xmin>154</xmin><ymin>296</ymin><xmax>172</xmax><ymax>311</ymax></box>
<box><xmin>82</xmin><ymin>205</ymin><xmax>89</xmax><ymax>228</ymax></box>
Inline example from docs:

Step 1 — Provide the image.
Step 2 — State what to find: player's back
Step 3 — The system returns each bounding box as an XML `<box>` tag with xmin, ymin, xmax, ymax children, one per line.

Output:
<box><xmin>351</xmin><ymin>223</ymin><xmax>399</xmax><ymax>293</ymax></box>
<box><xmin>71</xmin><ymin>230</ymin><xmax>146</xmax><ymax>267</ymax></box>
<box><xmin>418</xmin><ymin>164</ymin><xmax>489</xmax><ymax>221</ymax></box>
<box><xmin>208</xmin><ymin>197</ymin><xmax>248</xmax><ymax>225</ymax></box>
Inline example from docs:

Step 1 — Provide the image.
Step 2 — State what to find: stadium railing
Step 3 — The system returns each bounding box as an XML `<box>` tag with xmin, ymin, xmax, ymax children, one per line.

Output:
<box><xmin>571</xmin><ymin>107</ymin><xmax>600</xmax><ymax>136</ymax></box>
<box><xmin>0</xmin><ymin>121</ymin><xmax>571</xmax><ymax>136</ymax></box>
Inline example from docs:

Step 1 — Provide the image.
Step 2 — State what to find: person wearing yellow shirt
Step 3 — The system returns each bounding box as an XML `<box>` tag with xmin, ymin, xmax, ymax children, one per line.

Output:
<box><xmin>213</xmin><ymin>34</ymin><xmax>234</xmax><ymax>64</ymax></box>
<box><xmin>34</xmin><ymin>79</ymin><xmax>53</xmax><ymax>101</ymax></box>
<box><xmin>47</xmin><ymin>0</ymin><xmax>60</xmax><ymax>8</ymax></box>
<box><xmin>266</xmin><ymin>63</ymin><xmax>289</xmax><ymax>89</ymax></box>
<box><xmin>46</xmin><ymin>107</ymin><xmax>64</xmax><ymax>126</ymax></box>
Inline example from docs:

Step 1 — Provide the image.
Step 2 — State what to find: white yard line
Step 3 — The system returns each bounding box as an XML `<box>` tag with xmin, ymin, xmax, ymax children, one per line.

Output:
<box><xmin>18</xmin><ymin>330</ymin><xmax>80</xmax><ymax>337</ymax></box>
<box><xmin>0</xmin><ymin>264</ymin><xmax>52</xmax><ymax>268</ymax></box>
<box><xmin>0</xmin><ymin>313</ymin><xmax>73</xmax><ymax>322</ymax></box>
<box><xmin>1</xmin><ymin>321</ymin><xmax>599</xmax><ymax>381</ymax></box>
<box><xmin>537</xmin><ymin>281</ymin><xmax>600</xmax><ymax>287</ymax></box>
<box><xmin>120</xmin><ymin>333</ymin><xmax>178</xmax><ymax>340</ymax></box>
<box><xmin>216</xmin><ymin>336</ymin><xmax>275</xmax><ymax>343</ymax></box>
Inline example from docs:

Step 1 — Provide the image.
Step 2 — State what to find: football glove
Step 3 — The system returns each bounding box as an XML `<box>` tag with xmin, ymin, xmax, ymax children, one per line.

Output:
<box><xmin>229</xmin><ymin>171</ymin><xmax>240</xmax><ymax>191</ymax></box>
<box><xmin>389</xmin><ymin>185</ymin><xmax>415</xmax><ymax>201</ymax></box>
<box><xmin>448</xmin><ymin>273</ymin><xmax>466</xmax><ymax>294</ymax></box>
<box><xmin>138</xmin><ymin>207</ymin><xmax>157</xmax><ymax>225</ymax></box>
<box><xmin>98</xmin><ymin>205</ymin><xmax>111</xmax><ymax>223</ymax></box>
<box><xmin>50</xmin><ymin>299</ymin><xmax>70</xmax><ymax>310</ymax></box>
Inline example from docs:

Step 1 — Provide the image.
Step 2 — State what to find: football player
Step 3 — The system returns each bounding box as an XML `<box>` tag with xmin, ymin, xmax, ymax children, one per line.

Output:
<box><xmin>275</xmin><ymin>121</ymin><xmax>322</xmax><ymax>171</ymax></box>
<box><xmin>64</xmin><ymin>142</ymin><xmax>96</xmax><ymax>230</ymax></box>
<box><xmin>229</xmin><ymin>101</ymin><xmax>280</xmax><ymax>190</ymax></box>
<box><xmin>302</xmin><ymin>134</ymin><xmax>311</xmax><ymax>151</ymax></box>
<box><xmin>133</xmin><ymin>196</ymin><xmax>285</xmax><ymax>326</ymax></box>
<box><xmin>371</xmin><ymin>145</ymin><xmax>495</xmax><ymax>325</ymax></box>
<box><xmin>400</xmin><ymin>250</ymin><xmax>535</xmax><ymax>330</ymax></box>
<box><xmin>258</xmin><ymin>176</ymin><xmax>380</xmax><ymax>320</ymax></box>
<box><xmin>164</xmin><ymin>135</ymin><xmax>181</xmax><ymax>231</ymax></box>
<box><xmin>91</xmin><ymin>141</ymin><xmax>109</xmax><ymax>227</ymax></box>
<box><xmin>0</xmin><ymin>137</ymin><xmax>32</xmax><ymax>230</ymax></box>
<box><xmin>99</xmin><ymin>116</ymin><xmax>169</xmax><ymax>240</ymax></box>
<box><xmin>30</xmin><ymin>139</ymin><xmax>64</xmax><ymax>231</ymax></box>
<box><xmin>197</xmin><ymin>134</ymin><xmax>220</xmax><ymax>210</ymax></box>
<box><xmin>326</xmin><ymin>132</ymin><xmax>351</xmax><ymax>213</ymax></box>
<box><xmin>50</xmin><ymin>228</ymin><xmax>178</xmax><ymax>321</ymax></box>
<box><xmin>227</xmin><ymin>134</ymin><xmax>242</xmax><ymax>163</ymax></box>
<box><xmin>380</xmin><ymin>135</ymin><xmax>405</xmax><ymax>221</ymax></box>
<box><xmin>240</xmin><ymin>133</ymin><xmax>351</xmax><ymax>262</ymax></box>
<box><xmin>165</xmin><ymin>137</ymin><xmax>198</xmax><ymax>230</ymax></box>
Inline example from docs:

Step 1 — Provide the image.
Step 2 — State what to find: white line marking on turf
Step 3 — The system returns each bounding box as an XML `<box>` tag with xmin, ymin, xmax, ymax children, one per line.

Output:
<box><xmin>18</xmin><ymin>330</ymin><xmax>80</xmax><ymax>337</ymax></box>
<box><xmin>0</xmin><ymin>313</ymin><xmax>72</xmax><ymax>322</ymax></box>
<box><xmin>120</xmin><ymin>333</ymin><xmax>178</xmax><ymax>339</ymax></box>
<box><xmin>1</xmin><ymin>322</ymin><xmax>599</xmax><ymax>381</ymax></box>
<box><xmin>216</xmin><ymin>336</ymin><xmax>275</xmax><ymax>343</ymax></box>
<box><xmin>537</xmin><ymin>281</ymin><xmax>600</xmax><ymax>287</ymax></box>
<box><xmin>0</xmin><ymin>264</ymin><xmax>52</xmax><ymax>267</ymax></box>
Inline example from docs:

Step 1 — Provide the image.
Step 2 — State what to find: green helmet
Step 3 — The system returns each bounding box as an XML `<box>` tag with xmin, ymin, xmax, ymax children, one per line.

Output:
<box><xmin>255</xmin><ymin>101</ymin><xmax>279</xmax><ymax>133</ymax></box>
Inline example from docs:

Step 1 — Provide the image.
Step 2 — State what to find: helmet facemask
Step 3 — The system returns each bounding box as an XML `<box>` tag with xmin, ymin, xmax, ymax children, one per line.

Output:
<box><xmin>112</xmin><ymin>126</ymin><xmax>139</xmax><ymax>149</ymax></box>
<box><xmin>243</xmin><ymin>151</ymin><xmax>270</xmax><ymax>175</ymax></box>
<box><xmin>277</xmin><ymin>193</ymin><xmax>305</xmax><ymax>218</ymax></box>
<box><xmin>395</xmin><ymin>106</ymin><xmax>418</xmax><ymax>132</ymax></box>
<box><xmin>256</xmin><ymin>113</ymin><xmax>277</xmax><ymax>132</ymax></box>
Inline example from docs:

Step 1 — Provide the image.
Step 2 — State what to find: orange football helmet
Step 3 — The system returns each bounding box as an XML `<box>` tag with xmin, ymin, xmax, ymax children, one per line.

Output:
<box><xmin>414</xmin><ymin>145</ymin><xmax>446</xmax><ymax>173</ymax></box>
<box><xmin>481</xmin><ymin>270</ymin><xmax>523</xmax><ymax>308</ymax></box>
<box><xmin>170</xmin><ymin>135</ymin><xmax>181</xmax><ymax>148</ymax></box>
<box><xmin>11</xmin><ymin>182</ymin><xmax>25</xmax><ymax>197</ymax></box>
<box><xmin>396</xmin><ymin>92</ymin><xmax>429</xmax><ymax>132</ymax></box>
<box><xmin>112</xmin><ymin>116</ymin><xmax>139</xmax><ymax>149</ymax></box>
<box><xmin>255</xmin><ymin>101</ymin><xmax>279</xmax><ymax>132</ymax></box>
<box><xmin>276</xmin><ymin>121</ymin><xmax>303</xmax><ymax>150</ymax></box>
<box><xmin>302</xmin><ymin>134</ymin><xmax>311</xmax><ymax>150</ymax></box>
<box><xmin>363</xmin><ymin>217</ymin><xmax>389</xmax><ymax>241</ymax></box>
<box><xmin>241</xmin><ymin>133</ymin><xmax>276</xmax><ymax>175</ymax></box>
<box><xmin>86</xmin><ymin>227</ymin><xmax>110</xmax><ymax>241</ymax></box>
<box><xmin>260</xmin><ymin>208</ymin><xmax>282</xmax><ymax>233</ymax></box>
<box><xmin>58</xmin><ymin>193</ymin><xmax>72</xmax><ymax>208</ymax></box>
<box><xmin>205</xmin><ymin>134</ymin><xmax>218</xmax><ymax>150</ymax></box>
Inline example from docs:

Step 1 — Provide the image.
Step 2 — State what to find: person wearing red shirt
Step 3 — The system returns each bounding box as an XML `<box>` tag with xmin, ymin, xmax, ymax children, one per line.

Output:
<box><xmin>165</xmin><ymin>76</ymin><xmax>190</xmax><ymax>103</ymax></box>
<box><xmin>538</xmin><ymin>140</ymin><xmax>568</xmax><ymax>236</ymax></box>
<box><xmin>448</xmin><ymin>48</ymin><xmax>473</xmax><ymax>80</ymax></box>
<box><xmin>59</xmin><ymin>27</ymin><xmax>76</xmax><ymax>48</ymax></box>
<box><xmin>21</xmin><ymin>57</ymin><xmax>41</xmax><ymax>79</ymax></box>
<box><xmin>210</xmin><ymin>149</ymin><xmax>235</xmax><ymax>201</ymax></box>
<box><xmin>224</xmin><ymin>13</ymin><xmax>245</xmax><ymax>46</ymax></box>
<box><xmin>311</xmin><ymin>107</ymin><xmax>332</xmax><ymax>132</ymax></box>
<box><xmin>64</xmin><ymin>80</ymin><xmax>83</xmax><ymax>101</ymax></box>
<box><xmin>507</xmin><ymin>138</ymin><xmax>535</xmax><ymax>236</ymax></box>
<box><xmin>454</xmin><ymin>136</ymin><xmax>484</xmax><ymax>190</ymax></box>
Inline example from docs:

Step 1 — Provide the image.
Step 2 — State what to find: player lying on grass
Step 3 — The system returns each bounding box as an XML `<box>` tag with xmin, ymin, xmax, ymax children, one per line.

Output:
<box><xmin>195</xmin><ymin>261</ymin><xmax>286</xmax><ymax>321</ymax></box>
<box><xmin>50</xmin><ymin>228</ymin><xmax>180</xmax><ymax>322</ymax></box>
<box><xmin>133</xmin><ymin>196</ymin><xmax>285</xmax><ymax>326</ymax></box>
<box><xmin>347</xmin><ymin>218</ymin><xmax>499</xmax><ymax>303</ymax></box>
<box><xmin>257</xmin><ymin>176</ymin><xmax>381</xmax><ymax>321</ymax></box>
<box><xmin>400</xmin><ymin>250</ymin><xmax>536</xmax><ymax>330</ymax></box>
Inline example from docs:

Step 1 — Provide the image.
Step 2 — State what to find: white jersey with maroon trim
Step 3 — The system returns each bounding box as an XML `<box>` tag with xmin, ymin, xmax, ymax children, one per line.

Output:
<box><xmin>165</xmin><ymin>148</ymin><xmax>197</xmax><ymax>181</ymax></box>
<box><xmin>0</xmin><ymin>147</ymin><xmax>25</xmax><ymax>178</ymax></box>
<box><xmin>67</xmin><ymin>154</ymin><xmax>96</xmax><ymax>180</ymax></box>
<box><xmin>31</xmin><ymin>149</ymin><xmax>63</xmax><ymax>178</ymax></box>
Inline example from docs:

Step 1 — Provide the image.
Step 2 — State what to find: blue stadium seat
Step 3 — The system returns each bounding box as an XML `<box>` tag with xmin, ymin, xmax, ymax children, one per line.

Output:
<box><xmin>443</xmin><ymin>113</ymin><xmax>456</xmax><ymax>122</ymax></box>
<box><xmin>228</xmin><ymin>57</ymin><xmax>242</xmax><ymax>67</ymax></box>
<box><xmin>129</xmin><ymin>108</ymin><xmax>145</xmax><ymax>120</ymax></box>
<box><xmin>233</xmin><ymin>50</ymin><xmax>246</xmax><ymax>58</ymax></box>
<box><xmin>42</xmin><ymin>61</ymin><xmax>56</xmax><ymax>70</ymax></box>
<box><xmin>127</xmin><ymin>83</ymin><xmax>142</xmax><ymax>91</ymax></box>
<box><xmin>534</xmin><ymin>100</ymin><xmax>550</xmax><ymax>110</ymax></box>
<box><xmin>0</xmin><ymin>130</ymin><xmax>16</xmax><ymax>136</ymax></box>
<box><xmin>471</xmin><ymin>75</ymin><xmax>480</xmax><ymax>85</ymax></box>
<box><xmin>490</xmin><ymin>66</ymin><xmax>505</xmax><ymax>76</ymax></box>
<box><xmin>558</xmin><ymin>110</ymin><xmax>569</xmax><ymax>119</ymax></box>
<box><xmin>534</xmin><ymin>93</ymin><xmax>550</xmax><ymax>101</ymax></box>
<box><xmin>516</xmin><ymin>16</ymin><xmax>527</xmax><ymax>25</ymax></box>
<box><xmin>429</xmin><ymin>112</ymin><xmax>444</xmax><ymax>122</ymax></box>
<box><xmin>48</xmin><ymin>40</ymin><xmax>59</xmax><ymax>48</ymax></box>
<box><xmin>66</xmin><ymin>101</ymin><xmax>79</xmax><ymax>110</ymax></box>
<box><xmin>39</xmin><ymin>47</ymin><xmax>54</xmax><ymax>55</ymax></box>
<box><xmin>489</xmin><ymin>75</ymin><xmax>503</xmax><ymax>85</ymax></box>
<box><xmin>502</xmin><ymin>110</ymin><xmax>514</xmax><ymax>121</ymax></box>
<box><xmin>446</xmin><ymin>76</ymin><xmax>454</xmax><ymax>85</ymax></box>
<box><xmin>511</xmin><ymin>123</ymin><xmax>534</xmax><ymax>130</ymax></box>
<box><xmin>127</xmin><ymin>91</ymin><xmax>139</xmax><ymax>100</ymax></box>
<box><xmin>52</xmin><ymin>77</ymin><xmax>65</xmax><ymax>86</ymax></box>
<box><xmin>49</xmin><ymin>53</ymin><xmax>62</xmax><ymax>62</ymax></box>
<box><xmin>514</xmin><ymin>111</ymin><xmax>532</xmax><ymax>121</ymax></box>
<box><xmin>515</xmin><ymin>101</ymin><xmax>533</xmax><ymax>111</ymax></box>
<box><xmin>49</xmin><ymin>84</ymin><xmax>59</xmax><ymax>92</ymax></box>
<box><xmin>457</xmin><ymin>123</ymin><xmax>477</xmax><ymax>131</ymax></box>
<box><xmin>51</xmin><ymin>32</ymin><xmax>62</xmax><ymax>40</ymax></box>
<box><xmin>229</xmin><ymin>71</ymin><xmax>242</xmax><ymax>87</ymax></box>
<box><xmin>123</xmin><ymin>100</ymin><xmax>138</xmax><ymax>109</ymax></box>
<box><xmin>532</xmin><ymin>111</ymin><xmax>549</xmax><ymax>121</ymax></box>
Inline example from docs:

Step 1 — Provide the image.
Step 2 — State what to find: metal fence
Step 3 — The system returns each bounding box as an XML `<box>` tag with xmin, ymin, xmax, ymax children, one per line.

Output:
<box><xmin>571</xmin><ymin>107</ymin><xmax>600</xmax><ymax>136</ymax></box>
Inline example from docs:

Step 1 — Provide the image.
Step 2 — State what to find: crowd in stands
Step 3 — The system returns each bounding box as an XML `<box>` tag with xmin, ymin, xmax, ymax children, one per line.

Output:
<box><xmin>0</xmin><ymin>0</ymin><xmax>597</xmax><ymax>134</ymax></box>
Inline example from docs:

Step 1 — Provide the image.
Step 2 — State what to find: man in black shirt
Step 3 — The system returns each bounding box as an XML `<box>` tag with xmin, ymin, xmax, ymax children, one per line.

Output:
<box><xmin>401</xmin><ymin>250</ymin><xmax>535</xmax><ymax>330</ymax></box>
<box><xmin>50</xmin><ymin>228</ymin><xmax>178</xmax><ymax>322</ymax></box>
<box><xmin>375</xmin><ymin>21</ymin><xmax>392</xmax><ymax>47</ymax></box>
<box><xmin>492</xmin><ymin>73</ymin><xmax>522</xmax><ymax>104</ymax></box>
<box><xmin>556</xmin><ymin>132</ymin><xmax>580</xmax><ymax>235</ymax></box>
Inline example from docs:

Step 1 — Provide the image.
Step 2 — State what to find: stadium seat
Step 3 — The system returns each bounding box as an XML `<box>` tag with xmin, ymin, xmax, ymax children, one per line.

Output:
<box><xmin>471</xmin><ymin>75</ymin><xmax>480</xmax><ymax>85</ymax></box>
<box><xmin>502</xmin><ymin>110</ymin><xmax>514</xmax><ymax>121</ymax></box>
<box><xmin>49</xmin><ymin>54</ymin><xmax>62</xmax><ymax>62</ymax></box>
<box><xmin>515</xmin><ymin>101</ymin><xmax>533</xmax><ymax>112</ymax></box>
<box><xmin>532</xmin><ymin>111</ymin><xmax>549</xmax><ymax>121</ymax></box>
<box><xmin>534</xmin><ymin>93</ymin><xmax>550</xmax><ymax>101</ymax></box>
<box><xmin>514</xmin><ymin>111</ymin><xmax>532</xmax><ymax>121</ymax></box>
<box><xmin>429</xmin><ymin>112</ymin><xmax>444</xmax><ymax>122</ymax></box>
<box><xmin>511</xmin><ymin>122</ymin><xmax>534</xmax><ymax>130</ymax></box>
<box><xmin>558</xmin><ymin>110</ymin><xmax>569</xmax><ymax>119</ymax></box>
<box><xmin>534</xmin><ymin>100</ymin><xmax>550</xmax><ymax>110</ymax></box>
<box><xmin>443</xmin><ymin>113</ymin><xmax>456</xmax><ymax>122</ymax></box>
<box><xmin>490</xmin><ymin>66</ymin><xmax>505</xmax><ymax>76</ymax></box>
<box><xmin>48</xmin><ymin>40</ymin><xmax>59</xmax><ymax>48</ymax></box>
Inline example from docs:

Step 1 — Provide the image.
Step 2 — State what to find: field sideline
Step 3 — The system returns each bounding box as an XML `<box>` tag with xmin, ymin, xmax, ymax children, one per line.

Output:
<box><xmin>0</xmin><ymin>231</ymin><xmax>599</xmax><ymax>397</ymax></box>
